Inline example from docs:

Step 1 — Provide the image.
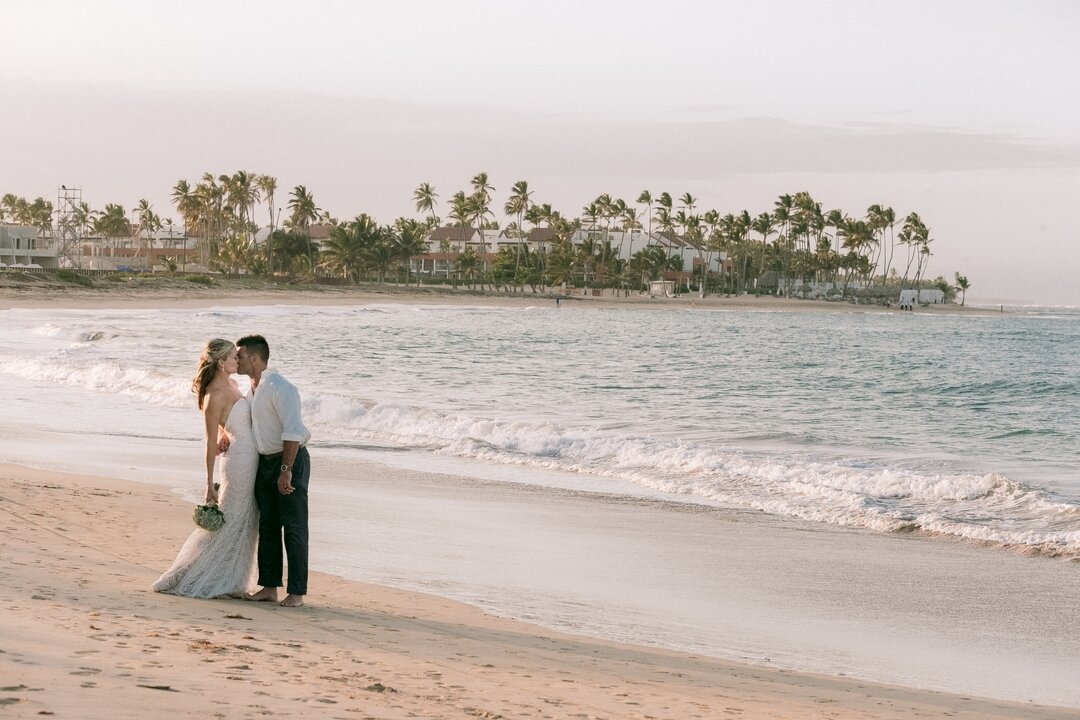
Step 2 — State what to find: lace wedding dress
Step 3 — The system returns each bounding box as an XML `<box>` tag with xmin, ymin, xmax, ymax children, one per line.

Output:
<box><xmin>153</xmin><ymin>397</ymin><xmax>259</xmax><ymax>598</ymax></box>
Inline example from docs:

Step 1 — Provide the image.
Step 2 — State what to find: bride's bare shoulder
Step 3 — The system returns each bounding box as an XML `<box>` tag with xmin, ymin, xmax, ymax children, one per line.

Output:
<box><xmin>202</xmin><ymin>381</ymin><xmax>235</xmax><ymax>413</ymax></box>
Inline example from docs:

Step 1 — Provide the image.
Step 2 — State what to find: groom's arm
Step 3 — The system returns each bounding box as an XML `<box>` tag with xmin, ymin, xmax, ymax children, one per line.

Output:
<box><xmin>278</xmin><ymin>440</ymin><xmax>299</xmax><ymax>494</ymax></box>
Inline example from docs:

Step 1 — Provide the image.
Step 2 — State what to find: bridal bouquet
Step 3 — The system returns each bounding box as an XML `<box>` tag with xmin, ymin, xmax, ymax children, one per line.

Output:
<box><xmin>193</xmin><ymin>503</ymin><xmax>225</xmax><ymax>531</ymax></box>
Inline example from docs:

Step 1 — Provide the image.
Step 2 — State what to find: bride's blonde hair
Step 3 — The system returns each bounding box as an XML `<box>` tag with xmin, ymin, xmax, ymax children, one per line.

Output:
<box><xmin>192</xmin><ymin>338</ymin><xmax>235</xmax><ymax>408</ymax></box>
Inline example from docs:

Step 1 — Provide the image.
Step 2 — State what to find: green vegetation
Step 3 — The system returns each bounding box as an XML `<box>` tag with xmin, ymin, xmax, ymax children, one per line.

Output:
<box><xmin>53</xmin><ymin>269</ymin><xmax>94</xmax><ymax>287</ymax></box>
<box><xmin>2</xmin><ymin>170</ymin><xmax>965</xmax><ymax>301</ymax></box>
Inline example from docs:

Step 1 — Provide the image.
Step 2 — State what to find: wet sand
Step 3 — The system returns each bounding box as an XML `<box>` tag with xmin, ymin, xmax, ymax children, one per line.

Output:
<box><xmin>1</xmin><ymin>461</ymin><xmax>1074</xmax><ymax>719</ymax></box>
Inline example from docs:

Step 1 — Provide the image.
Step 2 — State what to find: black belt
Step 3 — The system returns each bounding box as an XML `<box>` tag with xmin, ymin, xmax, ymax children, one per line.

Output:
<box><xmin>259</xmin><ymin>446</ymin><xmax>306</xmax><ymax>460</ymax></box>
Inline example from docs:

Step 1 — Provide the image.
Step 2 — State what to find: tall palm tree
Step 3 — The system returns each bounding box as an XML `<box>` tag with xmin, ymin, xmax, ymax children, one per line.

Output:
<box><xmin>750</xmin><ymin>212</ymin><xmax>774</xmax><ymax>280</ymax></box>
<box><xmin>287</xmin><ymin>185</ymin><xmax>320</xmax><ymax>273</ymax></box>
<box><xmin>135</xmin><ymin>199</ymin><xmax>161</xmax><ymax>259</ymax></box>
<box><xmin>256</xmin><ymin>175</ymin><xmax>278</xmax><ymax>273</ymax></box>
<box><xmin>899</xmin><ymin>212</ymin><xmax>927</xmax><ymax>288</ymax></box>
<box><xmin>504</xmin><ymin>180</ymin><xmax>532</xmax><ymax>278</ymax></box>
<box><xmin>655</xmin><ymin>192</ymin><xmax>673</xmax><ymax>245</ymax></box>
<box><xmin>193</xmin><ymin>175</ymin><xmax>225</xmax><ymax>264</ymax></box>
<box><xmin>171</xmin><ymin>179</ymin><xmax>198</xmax><ymax>234</ymax></box>
<box><xmin>470</xmin><ymin>172</ymin><xmax>495</xmax><ymax>284</ymax></box>
<box><xmin>637</xmin><ymin>190</ymin><xmax>654</xmax><ymax>246</ymax></box>
<box><xmin>227</xmin><ymin>170</ymin><xmax>260</xmax><ymax>246</ymax></box>
<box><xmin>413</xmin><ymin>182</ymin><xmax>439</xmax><ymax>224</ymax></box>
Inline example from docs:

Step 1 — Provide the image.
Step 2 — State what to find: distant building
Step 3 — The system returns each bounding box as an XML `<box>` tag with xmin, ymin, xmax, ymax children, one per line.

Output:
<box><xmin>81</xmin><ymin>224</ymin><xmax>198</xmax><ymax>271</ymax></box>
<box><xmin>899</xmin><ymin>288</ymin><xmax>946</xmax><ymax>308</ymax></box>
<box><xmin>0</xmin><ymin>224</ymin><xmax>58</xmax><ymax>269</ymax></box>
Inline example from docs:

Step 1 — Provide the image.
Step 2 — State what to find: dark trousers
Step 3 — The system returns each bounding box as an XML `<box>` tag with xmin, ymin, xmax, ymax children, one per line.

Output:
<box><xmin>254</xmin><ymin>446</ymin><xmax>309</xmax><ymax>595</ymax></box>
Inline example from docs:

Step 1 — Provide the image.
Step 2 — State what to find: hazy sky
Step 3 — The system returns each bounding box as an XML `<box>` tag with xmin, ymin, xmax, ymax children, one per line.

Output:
<box><xmin>3</xmin><ymin>0</ymin><xmax>1079</xmax><ymax>304</ymax></box>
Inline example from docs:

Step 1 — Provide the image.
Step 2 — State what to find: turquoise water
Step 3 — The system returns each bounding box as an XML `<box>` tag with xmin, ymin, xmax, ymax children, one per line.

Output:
<box><xmin>1</xmin><ymin>302</ymin><xmax>1078</xmax><ymax>554</ymax></box>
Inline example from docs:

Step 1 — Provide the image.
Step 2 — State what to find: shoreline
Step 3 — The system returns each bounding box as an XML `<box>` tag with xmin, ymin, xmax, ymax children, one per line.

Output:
<box><xmin>0</xmin><ymin>274</ymin><xmax>1002</xmax><ymax>314</ymax></box>
<box><xmin>1</xmin><ymin>461</ymin><xmax>1074</xmax><ymax>719</ymax></box>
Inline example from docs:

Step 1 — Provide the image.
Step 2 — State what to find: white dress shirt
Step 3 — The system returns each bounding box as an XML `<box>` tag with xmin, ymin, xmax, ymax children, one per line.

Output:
<box><xmin>249</xmin><ymin>369</ymin><xmax>310</xmax><ymax>455</ymax></box>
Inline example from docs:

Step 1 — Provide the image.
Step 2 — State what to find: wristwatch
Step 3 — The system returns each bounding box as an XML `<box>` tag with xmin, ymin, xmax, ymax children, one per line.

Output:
<box><xmin>280</xmin><ymin>464</ymin><xmax>291</xmax><ymax>473</ymax></box>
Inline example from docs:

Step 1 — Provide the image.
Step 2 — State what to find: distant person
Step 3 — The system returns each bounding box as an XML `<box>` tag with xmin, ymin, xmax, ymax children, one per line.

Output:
<box><xmin>236</xmin><ymin>335</ymin><xmax>312</xmax><ymax>608</ymax></box>
<box><xmin>153</xmin><ymin>339</ymin><xmax>260</xmax><ymax>598</ymax></box>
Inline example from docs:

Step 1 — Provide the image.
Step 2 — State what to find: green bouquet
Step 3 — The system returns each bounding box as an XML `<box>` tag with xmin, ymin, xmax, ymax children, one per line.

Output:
<box><xmin>193</xmin><ymin>503</ymin><xmax>225</xmax><ymax>531</ymax></box>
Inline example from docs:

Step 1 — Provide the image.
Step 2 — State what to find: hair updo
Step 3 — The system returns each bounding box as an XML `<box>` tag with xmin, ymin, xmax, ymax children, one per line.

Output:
<box><xmin>192</xmin><ymin>338</ymin><xmax>235</xmax><ymax>408</ymax></box>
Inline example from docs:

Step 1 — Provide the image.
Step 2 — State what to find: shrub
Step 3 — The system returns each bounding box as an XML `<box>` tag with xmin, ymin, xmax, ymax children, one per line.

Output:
<box><xmin>186</xmin><ymin>275</ymin><xmax>215</xmax><ymax>286</ymax></box>
<box><xmin>54</xmin><ymin>270</ymin><xmax>94</xmax><ymax>287</ymax></box>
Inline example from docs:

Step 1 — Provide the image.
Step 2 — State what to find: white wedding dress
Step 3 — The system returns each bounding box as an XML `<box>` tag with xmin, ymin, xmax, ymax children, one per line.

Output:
<box><xmin>153</xmin><ymin>397</ymin><xmax>259</xmax><ymax>598</ymax></box>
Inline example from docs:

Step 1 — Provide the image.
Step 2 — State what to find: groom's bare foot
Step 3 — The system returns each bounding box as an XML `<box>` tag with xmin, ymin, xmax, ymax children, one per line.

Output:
<box><xmin>245</xmin><ymin>587</ymin><xmax>279</xmax><ymax>602</ymax></box>
<box><xmin>280</xmin><ymin>594</ymin><xmax>304</xmax><ymax>608</ymax></box>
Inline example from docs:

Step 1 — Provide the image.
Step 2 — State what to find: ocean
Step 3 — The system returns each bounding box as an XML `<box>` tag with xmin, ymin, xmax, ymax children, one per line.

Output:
<box><xmin>2</xmin><ymin>300</ymin><xmax>1078</xmax><ymax>705</ymax></box>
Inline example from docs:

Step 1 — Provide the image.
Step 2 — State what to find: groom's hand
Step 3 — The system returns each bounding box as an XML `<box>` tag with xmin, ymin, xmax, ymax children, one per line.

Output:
<box><xmin>217</xmin><ymin>427</ymin><xmax>231</xmax><ymax>454</ymax></box>
<box><xmin>278</xmin><ymin>470</ymin><xmax>294</xmax><ymax>495</ymax></box>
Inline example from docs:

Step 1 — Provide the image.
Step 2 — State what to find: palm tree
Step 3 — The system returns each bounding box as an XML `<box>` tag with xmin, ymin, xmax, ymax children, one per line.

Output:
<box><xmin>287</xmin><ymin>185</ymin><xmax>320</xmax><ymax>273</ymax></box>
<box><xmin>750</xmin><ymin>212</ymin><xmax>774</xmax><ymax>281</ymax></box>
<box><xmin>135</xmin><ymin>198</ymin><xmax>162</xmax><ymax>259</ymax></box>
<box><xmin>322</xmin><ymin>215</ymin><xmax>376</xmax><ymax>283</ymax></box>
<box><xmin>413</xmin><ymin>182</ymin><xmax>439</xmax><ymax>224</ymax></box>
<box><xmin>679</xmin><ymin>193</ymin><xmax>697</xmax><ymax>216</ymax></box>
<box><xmin>504</xmin><ymin>180</ymin><xmax>532</xmax><ymax>279</ymax></box>
<box><xmin>637</xmin><ymin>190</ymin><xmax>654</xmax><ymax>245</ymax></box>
<box><xmin>92</xmin><ymin>204</ymin><xmax>130</xmax><ymax>253</ymax></box>
<box><xmin>0</xmin><ymin>193</ymin><xmax>18</xmax><ymax>223</ymax></box>
<box><xmin>839</xmin><ymin>218</ymin><xmax>874</xmax><ymax>288</ymax></box>
<box><xmin>266</xmin><ymin>229</ymin><xmax>312</xmax><ymax>277</ymax></box>
<box><xmin>393</xmin><ymin>217</ymin><xmax>429</xmax><ymax>285</ymax></box>
<box><xmin>227</xmin><ymin>170</ymin><xmax>260</xmax><ymax>246</ymax></box>
<box><xmin>823</xmin><ymin>208</ymin><xmax>846</xmax><ymax>280</ymax></box>
<box><xmin>864</xmin><ymin>204</ymin><xmax>896</xmax><ymax>285</ymax></box>
<box><xmin>455</xmin><ymin>246</ymin><xmax>481</xmax><ymax>288</ymax></box>
<box><xmin>899</xmin><ymin>212</ymin><xmax>926</xmax><ymax>288</ymax></box>
<box><xmin>193</xmin><ymin>176</ymin><xmax>224</xmax><ymax>264</ymax></box>
<box><xmin>470</xmin><ymin>172</ymin><xmax>495</xmax><ymax>284</ymax></box>
<box><xmin>655</xmin><ymin>192</ymin><xmax>673</xmax><ymax>246</ymax></box>
<box><xmin>953</xmin><ymin>272</ymin><xmax>970</xmax><ymax>306</ymax></box>
<box><xmin>171</xmin><ymin>180</ymin><xmax>200</xmax><ymax>269</ymax></box>
<box><xmin>256</xmin><ymin>175</ymin><xmax>278</xmax><ymax>273</ymax></box>
<box><xmin>28</xmin><ymin>197</ymin><xmax>54</xmax><ymax>242</ymax></box>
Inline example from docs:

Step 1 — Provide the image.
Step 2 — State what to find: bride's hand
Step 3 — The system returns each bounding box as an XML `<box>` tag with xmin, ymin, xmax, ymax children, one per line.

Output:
<box><xmin>205</xmin><ymin>483</ymin><xmax>219</xmax><ymax>505</ymax></box>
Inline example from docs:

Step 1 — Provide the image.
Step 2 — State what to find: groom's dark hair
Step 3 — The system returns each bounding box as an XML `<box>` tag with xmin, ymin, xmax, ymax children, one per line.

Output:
<box><xmin>237</xmin><ymin>335</ymin><xmax>270</xmax><ymax>363</ymax></box>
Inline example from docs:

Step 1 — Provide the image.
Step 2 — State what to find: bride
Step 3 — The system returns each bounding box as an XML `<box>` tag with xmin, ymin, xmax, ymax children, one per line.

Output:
<box><xmin>153</xmin><ymin>338</ymin><xmax>259</xmax><ymax>598</ymax></box>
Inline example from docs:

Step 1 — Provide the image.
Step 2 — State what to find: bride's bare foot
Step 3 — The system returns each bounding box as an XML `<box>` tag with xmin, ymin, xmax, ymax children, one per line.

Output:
<box><xmin>245</xmin><ymin>587</ymin><xmax>279</xmax><ymax>602</ymax></box>
<box><xmin>280</xmin><ymin>594</ymin><xmax>304</xmax><ymax>608</ymax></box>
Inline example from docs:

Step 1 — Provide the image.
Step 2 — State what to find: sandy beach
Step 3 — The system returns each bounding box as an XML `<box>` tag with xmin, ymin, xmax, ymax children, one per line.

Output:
<box><xmin>0</xmin><ymin>273</ymin><xmax>999</xmax><ymax>314</ymax></box>
<box><xmin>2</xmin><ymin>461</ymin><xmax>1074</xmax><ymax>719</ymax></box>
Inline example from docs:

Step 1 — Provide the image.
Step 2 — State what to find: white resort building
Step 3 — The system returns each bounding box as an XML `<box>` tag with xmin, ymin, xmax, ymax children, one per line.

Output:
<box><xmin>0</xmin><ymin>224</ymin><xmax>59</xmax><ymax>270</ymax></box>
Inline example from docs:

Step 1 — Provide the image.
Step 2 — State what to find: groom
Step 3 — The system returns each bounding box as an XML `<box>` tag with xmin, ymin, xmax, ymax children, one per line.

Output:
<box><xmin>236</xmin><ymin>335</ymin><xmax>312</xmax><ymax>608</ymax></box>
